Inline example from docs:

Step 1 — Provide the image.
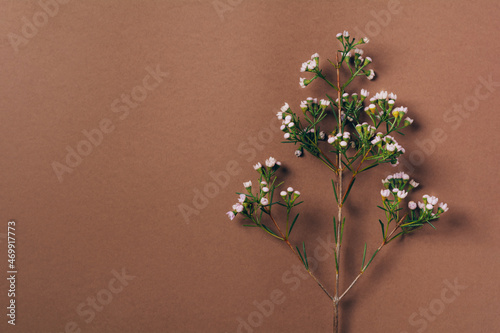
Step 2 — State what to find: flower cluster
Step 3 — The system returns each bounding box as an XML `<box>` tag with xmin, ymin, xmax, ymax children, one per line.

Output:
<box><xmin>300</xmin><ymin>53</ymin><xmax>319</xmax><ymax>73</ymax></box>
<box><xmin>380</xmin><ymin>172</ymin><xmax>417</xmax><ymax>201</ymax></box>
<box><xmin>364</xmin><ymin>90</ymin><xmax>413</xmax><ymax>129</ymax></box>
<box><xmin>355</xmin><ymin>122</ymin><xmax>376</xmax><ymax>141</ymax></box>
<box><xmin>299</xmin><ymin>53</ymin><xmax>320</xmax><ymax>88</ymax></box>
<box><xmin>336</xmin><ymin>30</ymin><xmax>374</xmax><ymax>80</ymax></box>
<box><xmin>327</xmin><ymin>131</ymin><xmax>351</xmax><ymax>151</ymax></box>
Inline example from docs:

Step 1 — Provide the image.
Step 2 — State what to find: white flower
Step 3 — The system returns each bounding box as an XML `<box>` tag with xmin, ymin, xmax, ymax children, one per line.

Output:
<box><xmin>261</xmin><ymin>181</ymin><xmax>267</xmax><ymax>185</ymax></box>
<box><xmin>363</xmin><ymin>37</ymin><xmax>369</xmax><ymax>43</ymax></box>
<box><xmin>343</xmin><ymin>132</ymin><xmax>350</xmax><ymax>138</ymax></box>
<box><xmin>381</xmin><ymin>189</ymin><xmax>391</xmax><ymax>197</ymax></box>
<box><xmin>386</xmin><ymin>144</ymin><xmax>396</xmax><ymax>152</ymax></box>
<box><xmin>307</xmin><ymin>59</ymin><xmax>317</xmax><ymax>70</ymax></box>
<box><xmin>300</xmin><ymin>100</ymin><xmax>307</xmax><ymax>109</ymax></box>
<box><xmin>295</xmin><ymin>150</ymin><xmax>302</xmax><ymax>157</ymax></box>
<box><xmin>392</xmin><ymin>188</ymin><xmax>399</xmax><ymax>193</ymax></box>
<box><xmin>405</xmin><ymin>117</ymin><xmax>414</xmax><ymax>124</ymax></box>
<box><xmin>280</xmin><ymin>125</ymin><xmax>286</xmax><ymax>131</ymax></box>
<box><xmin>233</xmin><ymin>203</ymin><xmax>244</xmax><ymax>212</ymax></box>
<box><xmin>253</xmin><ymin>162</ymin><xmax>262</xmax><ymax>170</ymax></box>
<box><xmin>287</xmin><ymin>187</ymin><xmax>294</xmax><ymax>192</ymax></box>
<box><xmin>426</xmin><ymin>203</ymin><xmax>434</xmax><ymax>210</ymax></box>
<box><xmin>262</xmin><ymin>187</ymin><xmax>269</xmax><ymax>193</ymax></box>
<box><xmin>388</xmin><ymin>92</ymin><xmax>397</xmax><ymax>100</ymax></box>
<box><xmin>260</xmin><ymin>198</ymin><xmax>269</xmax><ymax>206</ymax></box>
<box><xmin>340</xmin><ymin>141</ymin><xmax>347</xmax><ymax>147</ymax></box>
<box><xmin>371</xmin><ymin>136</ymin><xmax>381</xmax><ymax>145</ymax></box>
<box><xmin>265</xmin><ymin>157</ymin><xmax>277</xmax><ymax>167</ymax></box>
<box><xmin>438</xmin><ymin>202</ymin><xmax>449</xmax><ymax>212</ymax></box>
<box><xmin>319</xmin><ymin>131</ymin><xmax>326</xmax><ymax>140</ymax></box>
<box><xmin>390</xmin><ymin>159</ymin><xmax>399</xmax><ymax>167</ymax></box>
<box><xmin>418</xmin><ymin>201</ymin><xmax>425</xmax><ymax>209</ymax></box>
<box><xmin>294</xmin><ymin>190</ymin><xmax>300</xmax><ymax>196</ymax></box>
<box><xmin>280</xmin><ymin>191</ymin><xmax>287</xmax><ymax>197</ymax></box>
<box><xmin>343</xmin><ymin>30</ymin><xmax>349</xmax><ymax>37</ymax></box>
<box><xmin>367</xmin><ymin>69</ymin><xmax>375</xmax><ymax>80</ymax></box>
<box><xmin>226</xmin><ymin>211</ymin><xmax>235</xmax><ymax>220</ymax></box>
<box><xmin>299</xmin><ymin>78</ymin><xmax>306</xmax><ymax>88</ymax></box>
<box><xmin>284</xmin><ymin>115</ymin><xmax>292</xmax><ymax>124</ymax></box>
<box><xmin>311</xmin><ymin>53</ymin><xmax>319</xmax><ymax>59</ymax></box>
<box><xmin>288</xmin><ymin>122</ymin><xmax>295</xmax><ymax>128</ymax></box>
<box><xmin>365</xmin><ymin>56</ymin><xmax>372</xmax><ymax>63</ymax></box>
<box><xmin>408</xmin><ymin>201</ymin><xmax>417</xmax><ymax>210</ymax></box>
<box><xmin>243</xmin><ymin>181</ymin><xmax>252</xmax><ymax>188</ymax></box>
<box><xmin>328</xmin><ymin>136</ymin><xmax>335</xmax><ymax>144</ymax></box>
<box><xmin>354</xmin><ymin>48</ymin><xmax>364</xmax><ymax>55</ymax></box>
<box><xmin>320</xmin><ymin>99</ymin><xmax>330</xmax><ymax>106</ymax></box>
<box><xmin>409</xmin><ymin>179</ymin><xmax>419</xmax><ymax>188</ymax></box>
<box><xmin>336</xmin><ymin>32</ymin><xmax>342</xmax><ymax>38</ymax></box>
<box><xmin>397</xmin><ymin>190</ymin><xmax>408</xmax><ymax>199</ymax></box>
<box><xmin>238</xmin><ymin>193</ymin><xmax>246</xmax><ymax>203</ymax></box>
<box><xmin>276</xmin><ymin>111</ymin><xmax>283</xmax><ymax>119</ymax></box>
<box><xmin>281</xmin><ymin>103</ymin><xmax>289</xmax><ymax>112</ymax></box>
<box><xmin>284</xmin><ymin>133</ymin><xmax>290</xmax><ymax>139</ymax></box>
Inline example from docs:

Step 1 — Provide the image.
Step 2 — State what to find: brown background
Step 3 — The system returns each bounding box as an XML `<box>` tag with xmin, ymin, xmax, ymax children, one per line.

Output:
<box><xmin>0</xmin><ymin>0</ymin><xmax>499</xmax><ymax>332</ymax></box>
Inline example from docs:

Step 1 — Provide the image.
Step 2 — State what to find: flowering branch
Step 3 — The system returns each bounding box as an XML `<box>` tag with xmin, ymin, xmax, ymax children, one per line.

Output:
<box><xmin>227</xmin><ymin>30</ymin><xmax>449</xmax><ymax>333</ymax></box>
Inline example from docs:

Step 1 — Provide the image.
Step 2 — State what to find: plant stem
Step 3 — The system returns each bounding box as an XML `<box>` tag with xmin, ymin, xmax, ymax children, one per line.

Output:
<box><xmin>268</xmin><ymin>212</ymin><xmax>334</xmax><ymax>300</ymax></box>
<box><xmin>334</xmin><ymin>53</ymin><xmax>342</xmax><ymax>333</ymax></box>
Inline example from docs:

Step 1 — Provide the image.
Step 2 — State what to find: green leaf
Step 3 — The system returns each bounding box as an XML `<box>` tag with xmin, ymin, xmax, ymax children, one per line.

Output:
<box><xmin>261</xmin><ymin>224</ymin><xmax>278</xmax><ymax>236</ymax></box>
<box><xmin>326</xmin><ymin>93</ymin><xmax>339</xmax><ymax>123</ymax></box>
<box><xmin>426</xmin><ymin>220</ymin><xmax>437</xmax><ymax>230</ymax></box>
<box><xmin>378</xmin><ymin>219</ymin><xmax>385</xmax><ymax>238</ymax></box>
<box><xmin>377</xmin><ymin>205</ymin><xmax>387</xmax><ymax>211</ymax></box>
<box><xmin>360</xmin><ymin>163</ymin><xmax>379</xmax><ymax>173</ymax></box>
<box><xmin>342</xmin><ymin>178</ymin><xmax>356</xmax><ymax>204</ymax></box>
<box><xmin>361</xmin><ymin>243</ymin><xmax>367</xmax><ymax>269</ymax></box>
<box><xmin>341</xmin><ymin>159</ymin><xmax>353</xmax><ymax>171</ymax></box>
<box><xmin>296</xmin><ymin>246</ymin><xmax>308</xmax><ymax>270</ymax></box>
<box><xmin>288</xmin><ymin>213</ymin><xmax>300</xmax><ymax>235</ymax></box>
<box><xmin>365</xmin><ymin>249</ymin><xmax>379</xmax><ymax>269</ymax></box>
<box><xmin>333</xmin><ymin>216</ymin><xmax>337</xmax><ymax>243</ymax></box>
<box><xmin>331</xmin><ymin>179</ymin><xmax>339</xmax><ymax>203</ymax></box>
<box><xmin>243</xmin><ymin>224</ymin><xmax>259</xmax><ymax>227</ymax></box>
<box><xmin>302</xmin><ymin>242</ymin><xmax>309</xmax><ymax>270</ymax></box>
<box><xmin>340</xmin><ymin>217</ymin><xmax>346</xmax><ymax>243</ymax></box>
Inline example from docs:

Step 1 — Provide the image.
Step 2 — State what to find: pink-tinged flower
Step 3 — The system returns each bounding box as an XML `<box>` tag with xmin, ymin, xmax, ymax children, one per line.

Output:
<box><xmin>381</xmin><ymin>189</ymin><xmax>391</xmax><ymax>198</ymax></box>
<box><xmin>232</xmin><ymin>203</ymin><xmax>244</xmax><ymax>213</ymax></box>
<box><xmin>287</xmin><ymin>187</ymin><xmax>294</xmax><ymax>192</ymax></box>
<box><xmin>243</xmin><ymin>181</ymin><xmax>252</xmax><ymax>188</ymax></box>
<box><xmin>409</xmin><ymin>179</ymin><xmax>419</xmax><ymax>188</ymax></box>
<box><xmin>363</xmin><ymin>37</ymin><xmax>369</xmax><ymax>43</ymax></box>
<box><xmin>438</xmin><ymin>202</ymin><xmax>449</xmax><ymax>212</ymax></box>
<box><xmin>238</xmin><ymin>194</ymin><xmax>246</xmax><ymax>203</ymax></box>
<box><xmin>226</xmin><ymin>211</ymin><xmax>235</xmax><ymax>220</ymax></box>
<box><xmin>284</xmin><ymin>133</ymin><xmax>290</xmax><ymax>139</ymax></box>
<box><xmin>265</xmin><ymin>157</ymin><xmax>277</xmax><ymax>167</ymax></box>
<box><xmin>367</xmin><ymin>69</ymin><xmax>375</xmax><ymax>80</ymax></box>
<box><xmin>260</xmin><ymin>198</ymin><xmax>269</xmax><ymax>206</ymax></box>
<box><xmin>281</xmin><ymin>103</ymin><xmax>289</xmax><ymax>112</ymax></box>
<box><xmin>262</xmin><ymin>187</ymin><xmax>269</xmax><ymax>193</ymax></box>
<box><xmin>418</xmin><ymin>201</ymin><xmax>425</xmax><ymax>209</ymax></box>
<box><xmin>397</xmin><ymin>190</ymin><xmax>408</xmax><ymax>199</ymax></box>
<box><xmin>253</xmin><ymin>162</ymin><xmax>262</xmax><ymax>170</ymax></box>
<box><xmin>299</xmin><ymin>78</ymin><xmax>306</xmax><ymax>88</ymax></box>
<box><xmin>408</xmin><ymin>201</ymin><xmax>417</xmax><ymax>210</ymax></box>
<box><xmin>280</xmin><ymin>191</ymin><xmax>287</xmax><ymax>197</ymax></box>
